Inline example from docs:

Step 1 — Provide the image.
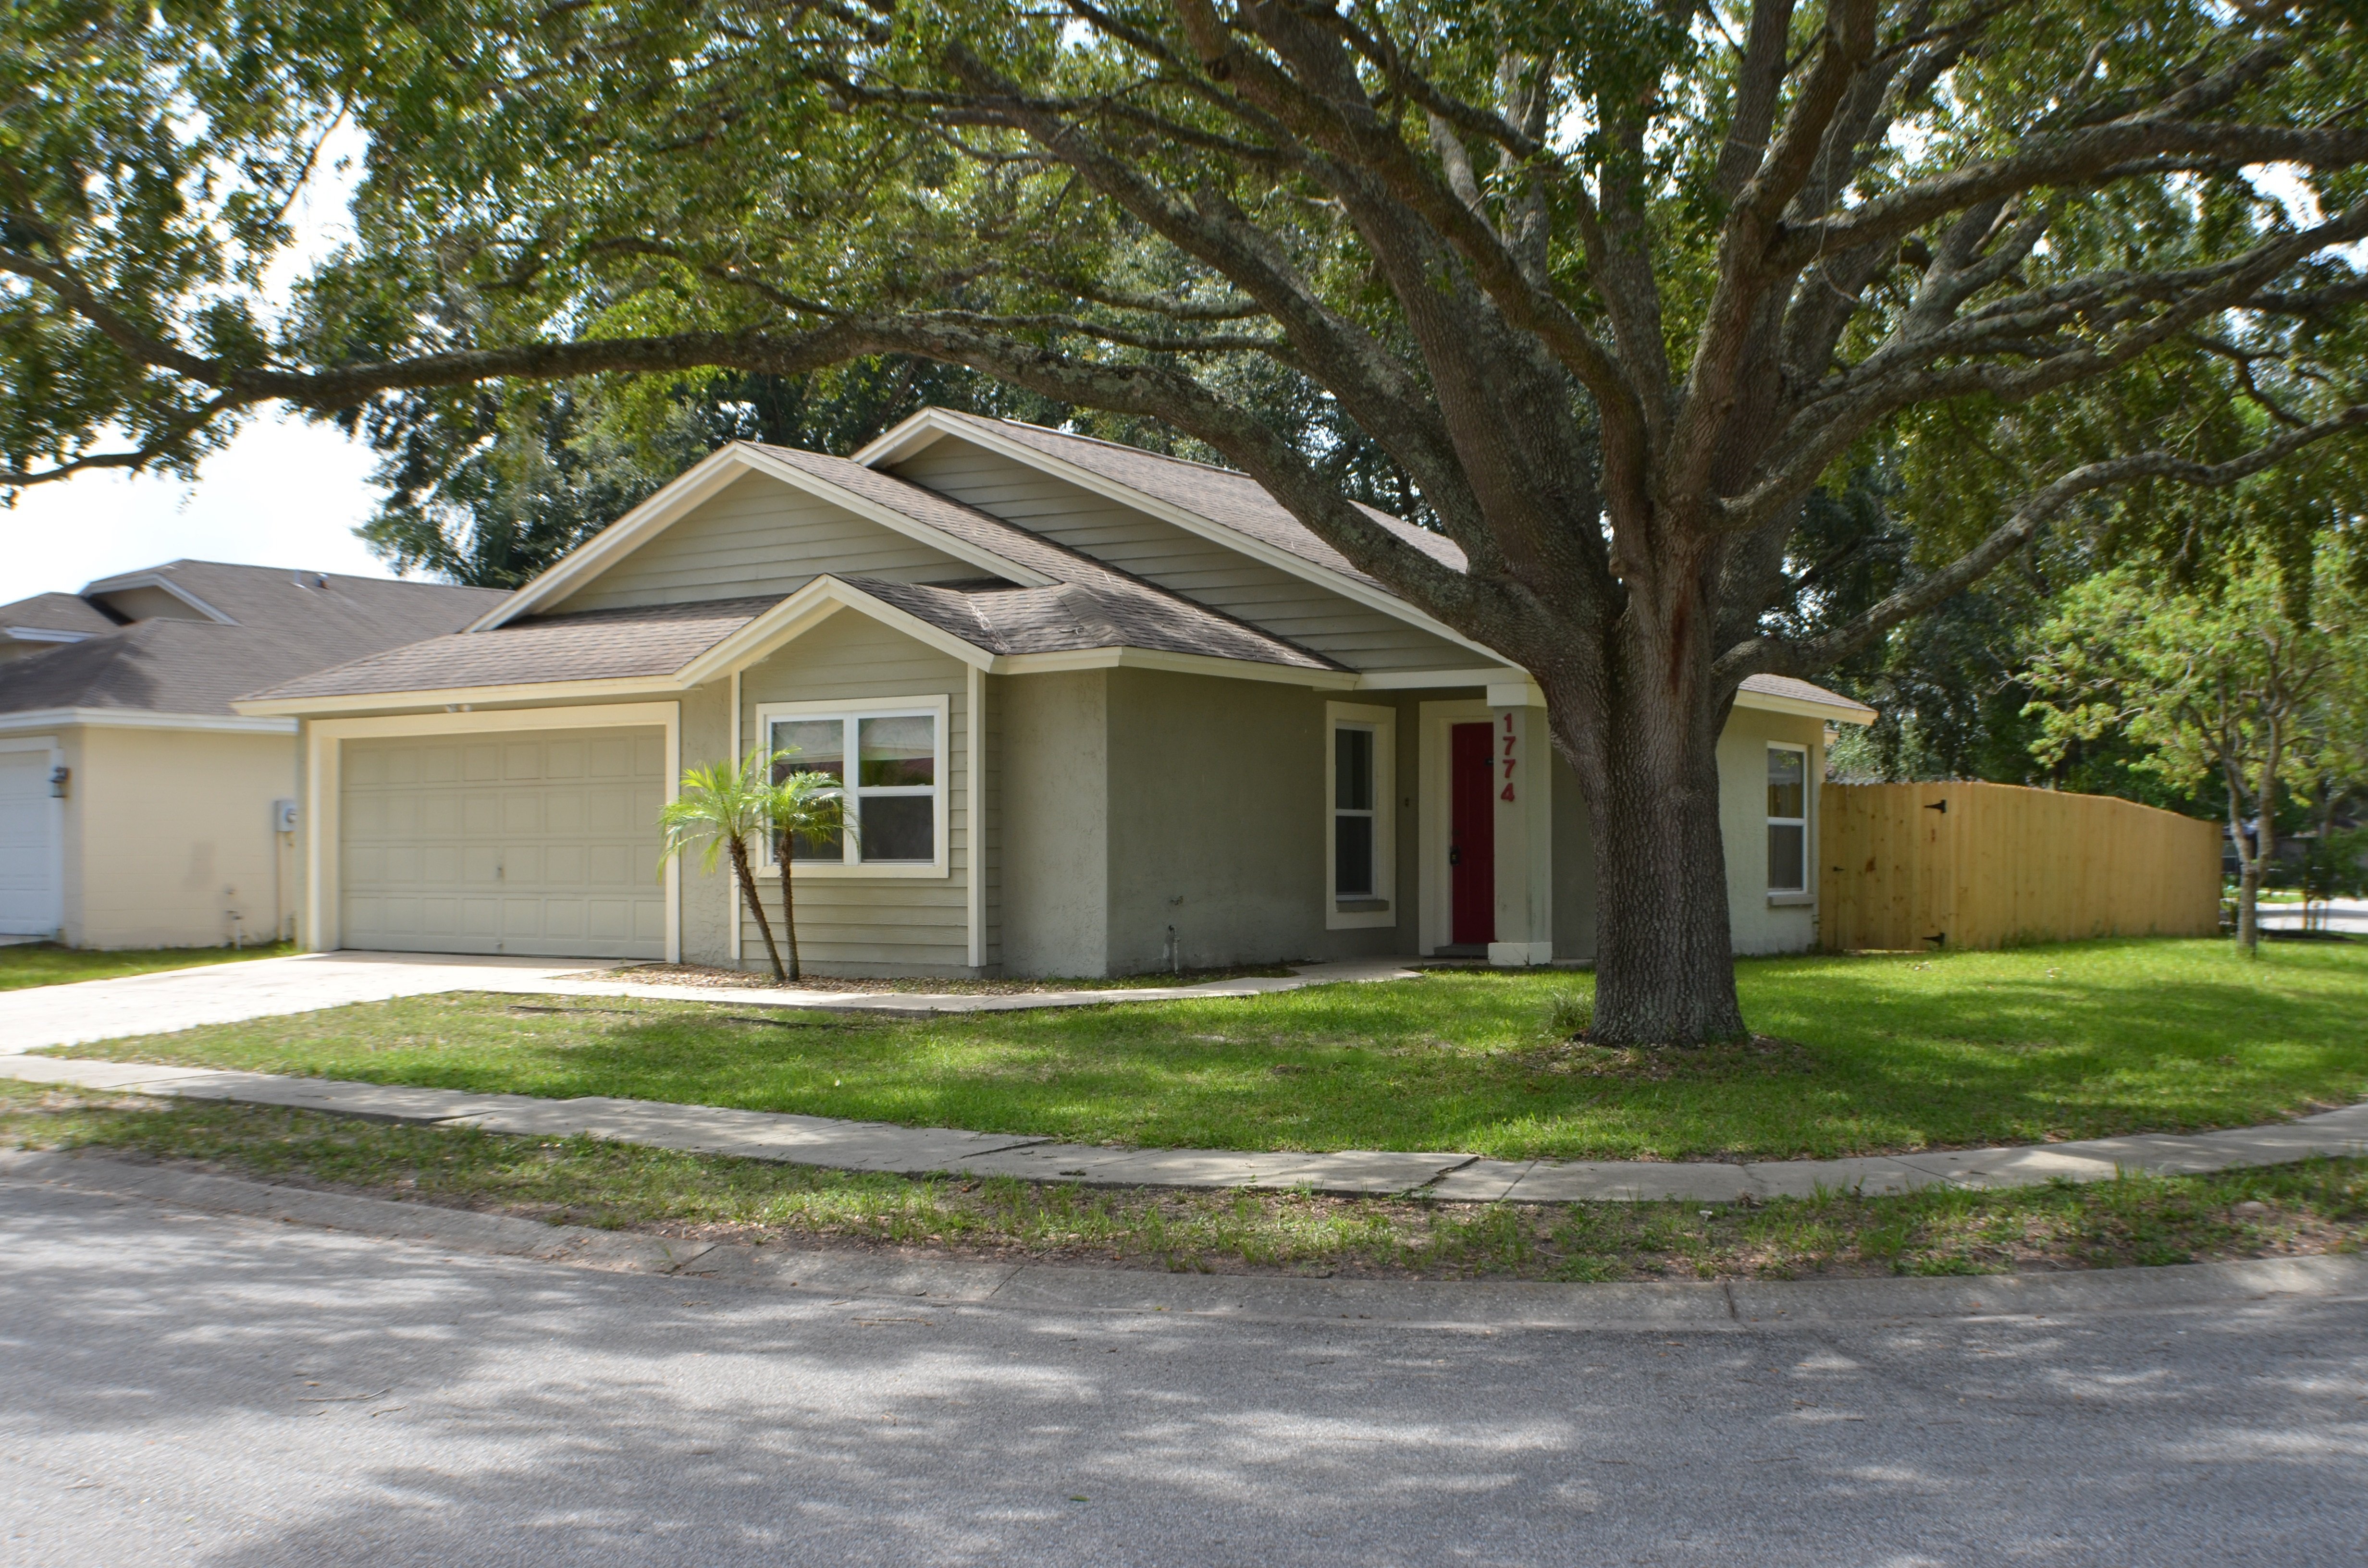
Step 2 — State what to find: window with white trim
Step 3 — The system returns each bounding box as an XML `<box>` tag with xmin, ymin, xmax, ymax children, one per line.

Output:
<box><xmin>1326</xmin><ymin>703</ymin><xmax>1396</xmax><ymax>928</ymax></box>
<box><xmin>1766</xmin><ymin>743</ymin><xmax>1808</xmax><ymax>894</ymax></box>
<box><xmin>755</xmin><ymin>699</ymin><xmax>948</xmax><ymax>875</ymax></box>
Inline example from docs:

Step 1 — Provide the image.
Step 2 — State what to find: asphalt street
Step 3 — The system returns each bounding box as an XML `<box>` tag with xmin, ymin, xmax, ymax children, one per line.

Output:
<box><xmin>4</xmin><ymin>1177</ymin><xmax>2365</xmax><ymax>1567</ymax></box>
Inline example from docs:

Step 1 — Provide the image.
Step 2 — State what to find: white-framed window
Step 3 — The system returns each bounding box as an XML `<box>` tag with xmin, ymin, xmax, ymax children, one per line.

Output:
<box><xmin>1767</xmin><ymin>742</ymin><xmax>1808</xmax><ymax>894</ymax></box>
<box><xmin>1326</xmin><ymin>702</ymin><xmax>1396</xmax><ymax>929</ymax></box>
<box><xmin>754</xmin><ymin>696</ymin><xmax>950</xmax><ymax>878</ymax></box>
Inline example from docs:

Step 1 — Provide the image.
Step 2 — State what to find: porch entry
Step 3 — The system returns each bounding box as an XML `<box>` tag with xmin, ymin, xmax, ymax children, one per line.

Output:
<box><xmin>1449</xmin><ymin>721</ymin><xmax>1495</xmax><ymax>944</ymax></box>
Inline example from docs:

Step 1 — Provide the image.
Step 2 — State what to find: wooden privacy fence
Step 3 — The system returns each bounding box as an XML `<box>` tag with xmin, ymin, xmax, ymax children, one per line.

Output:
<box><xmin>1818</xmin><ymin>781</ymin><xmax>2222</xmax><ymax>951</ymax></box>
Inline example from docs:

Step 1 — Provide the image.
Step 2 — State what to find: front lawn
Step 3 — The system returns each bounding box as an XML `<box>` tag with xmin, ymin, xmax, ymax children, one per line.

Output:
<box><xmin>6</xmin><ymin>1083</ymin><xmax>2363</xmax><ymax>1281</ymax></box>
<box><xmin>49</xmin><ymin>938</ymin><xmax>2368</xmax><ymax>1161</ymax></box>
<box><xmin>0</xmin><ymin>940</ymin><xmax>295</xmax><ymax>992</ymax></box>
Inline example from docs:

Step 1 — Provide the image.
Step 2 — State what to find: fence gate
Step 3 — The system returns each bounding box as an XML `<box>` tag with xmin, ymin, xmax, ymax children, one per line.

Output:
<box><xmin>1819</xmin><ymin>782</ymin><xmax>2221</xmax><ymax>951</ymax></box>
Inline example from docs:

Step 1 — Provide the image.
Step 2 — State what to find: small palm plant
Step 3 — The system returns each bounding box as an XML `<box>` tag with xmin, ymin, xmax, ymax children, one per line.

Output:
<box><xmin>764</xmin><ymin>764</ymin><xmax>854</xmax><ymax>982</ymax></box>
<box><xmin>657</xmin><ymin>747</ymin><xmax>851</xmax><ymax>984</ymax></box>
<box><xmin>658</xmin><ymin>747</ymin><xmax>794</xmax><ymax>982</ymax></box>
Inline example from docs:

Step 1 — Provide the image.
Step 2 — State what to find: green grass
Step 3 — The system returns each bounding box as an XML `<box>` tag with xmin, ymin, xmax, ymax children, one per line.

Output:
<box><xmin>49</xmin><ymin>937</ymin><xmax>2368</xmax><ymax>1161</ymax></box>
<box><xmin>6</xmin><ymin>1081</ymin><xmax>2362</xmax><ymax>1281</ymax></box>
<box><xmin>0</xmin><ymin>939</ymin><xmax>294</xmax><ymax>992</ymax></box>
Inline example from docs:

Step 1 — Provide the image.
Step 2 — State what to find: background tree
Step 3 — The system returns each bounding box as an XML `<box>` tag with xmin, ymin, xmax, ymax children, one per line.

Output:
<box><xmin>2024</xmin><ymin>546</ymin><xmax>2360</xmax><ymax>951</ymax></box>
<box><xmin>10</xmin><ymin>1</ymin><xmax>2368</xmax><ymax>1039</ymax></box>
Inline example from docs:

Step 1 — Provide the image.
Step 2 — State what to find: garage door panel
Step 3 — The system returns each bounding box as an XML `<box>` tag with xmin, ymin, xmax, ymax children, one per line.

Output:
<box><xmin>342</xmin><ymin>725</ymin><xmax>666</xmax><ymax>959</ymax></box>
<box><xmin>544</xmin><ymin>791</ymin><xmax>585</xmax><ymax>834</ymax></box>
<box><xmin>501</xmin><ymin>794</ymin><xmax>542</xmax><ymax>835</ymax></box>
<box><xmin>0</xmin><ymin>749</ymin><xmax>61</xmax><ymax>938</ymax></box>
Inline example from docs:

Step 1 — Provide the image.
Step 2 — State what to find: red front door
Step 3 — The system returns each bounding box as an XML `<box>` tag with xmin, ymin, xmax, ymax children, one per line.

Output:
<box><xmin>1450</xmin><ymin>722</ymin><xmax>1495</xmax><ymax>945</ymax></box>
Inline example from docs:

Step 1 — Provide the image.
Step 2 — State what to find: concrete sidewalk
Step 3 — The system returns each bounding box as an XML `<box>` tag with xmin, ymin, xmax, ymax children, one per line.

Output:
<box><xmin>8</xmin><ymin>1051</ymin><xmax>2366</xmax><ymax>1202</ymax></box>
<box><xmin>0</xmin><ymin>949</ymin><xmax>1421</xmax><ymax>1055</ymax></box>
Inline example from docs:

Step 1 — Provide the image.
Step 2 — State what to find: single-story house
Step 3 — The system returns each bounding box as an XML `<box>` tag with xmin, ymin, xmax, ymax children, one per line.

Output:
<box><xmin>0</xmin><ymin>561</ymin><xmax>504</xmax><ymax>946</ymax></box>
<box><xmin>237</xmin><ymin>411</ymin><xmax>1874</xmax><ymax>976</ymax></box>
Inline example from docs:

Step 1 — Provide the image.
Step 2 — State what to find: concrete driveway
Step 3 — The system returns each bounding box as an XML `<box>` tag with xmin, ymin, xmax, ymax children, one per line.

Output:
<box><xmin>3</xmin><ymin>1162</ymin><xmax>2365</xmax><ymax>1567</ymax></box>
<box><xmin>0</xmin><ymin>950</ymin><xmax>1420</xmax><ymax>1054</ymax></box>
<box><xmin>0</xmin><ymin>952</ymin><xmax>595</xmax><ymax>1054</ymax></box>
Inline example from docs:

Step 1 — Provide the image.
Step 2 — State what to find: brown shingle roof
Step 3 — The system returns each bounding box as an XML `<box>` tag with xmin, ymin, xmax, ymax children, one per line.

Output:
<box><xmin>252</xmin><ymin>596</ymin><xmax>785</xmax><ymax>701</ymax></box>
<box><xmin>920</xmin><ymin>410</ymin><xmax>1470</xmax><ymax>579</ymax></box>
<box><xmin>0</xmin><ymin>592</ymin><xmax>119</xmax><ymax>637</ymax></box>
<box><xmin>1737</xmin><ymin>672</ymin><xmax>1877</xmax><ymax>718</ymax></box>
<box><xmin>751</xmin><ymin>449</ymin><xmax>1337</xmax><ymax>671</ymax></box>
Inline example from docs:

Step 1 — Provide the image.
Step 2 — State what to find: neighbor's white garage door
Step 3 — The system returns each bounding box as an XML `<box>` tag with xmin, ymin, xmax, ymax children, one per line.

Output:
<box><xmin>0</xmin><ymin>744</ymin><xmax>62</xmax><ymax>937</ymax></box>
<box><xmin>340</xmin><ymin>727</ymin><xmax>667</xmax><ymax>958</ymax></box>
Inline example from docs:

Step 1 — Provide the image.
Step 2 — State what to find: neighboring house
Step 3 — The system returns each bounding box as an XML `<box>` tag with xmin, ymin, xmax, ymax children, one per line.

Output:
<box><xmin>238</xmin><ymin>410</ymin><xmax>1874</xmax><ymax>977</ymax></box>
<box><xmin>0</xmin><ymin>562</ymin><xmax>505</xmax><ymax>947</ymax></box>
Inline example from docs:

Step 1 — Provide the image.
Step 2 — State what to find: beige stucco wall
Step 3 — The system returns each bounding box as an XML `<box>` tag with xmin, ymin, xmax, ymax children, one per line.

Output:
<box><xmin>998</xmin><ymin>669</ymin><xmax>1110</xmax><ymax>977</ymax></box>
<box><xmin>1548</xmin><ymin>747</ymin><xmax>1600</xmax><ymax>961</ymax></box>
<box><xmin>1717</xmin><ymin>705</ymin><xmax>1827</xmax><ymax>956</ymax></box>
<box><xmin>66</xmin><ymin>725</ymin><xmax>298</xmax><ymax>949</ymax></box>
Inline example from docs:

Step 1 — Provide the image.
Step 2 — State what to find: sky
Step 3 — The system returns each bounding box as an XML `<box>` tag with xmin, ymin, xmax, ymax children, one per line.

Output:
<box><xmin>0</xmin><ymin>412</ymin><xmax>393</xmax><ymax>601</ymax></box>
<box><xmin>0</xmin><ymin>118</ymin><xmax>395</xmax><ymax>605</ymax></box>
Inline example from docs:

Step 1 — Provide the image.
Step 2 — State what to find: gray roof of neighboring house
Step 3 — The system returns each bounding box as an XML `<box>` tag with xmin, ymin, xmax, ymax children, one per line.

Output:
<box><xmin>0</xmin><ymin>561</ymin><xmax>505</xmax><ymax>718</ymax></box>
<box><xmin>0</xmin><ymin>591</ymin><xmax>120</xmax><ymax>638</ymax></box>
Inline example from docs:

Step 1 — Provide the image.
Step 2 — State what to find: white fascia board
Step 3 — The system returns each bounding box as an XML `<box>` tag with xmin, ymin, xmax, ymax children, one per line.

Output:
<box><xmin>81</xmin><ymin>573</ymin><xmax>237</xmax><ymax>625</ymax></box>
<box><xmin>995</xmin><ymin>647</ymin><xmax>1358</xmax><ymax>688</ymax></box>
<box><xmin>680</xmin><ymin>576</ymin><xmax>996</xmax><ymax>685</ymax></box>
<box><xmin>1734</xmin><ymin>686</ymin><xmax>1877</xmax><ymax>726</ymax></box>
<box><xmin>467</xmin><ymin>449</ymin><xmax>758</xmax><ymax>630</ymax></box>
<box><xmin>1355</xmin><ymin>665</ymin><xmax>1520</xmax><ymax>691</ymax></box>
<box><xmin>4</xmin><ymin>627</ymin><xmax>92</xmax><ymax>644</ymax></box>
<box><xmin>234</xmin><ymin>675</ymin><xmax>678</xmax><ymax>719</ymax></box>
<box><xmin>0</xmin><ymin>706</ymin><xmax>296</xmax><ymax>735</ymax></box>
<box><xmin>851</xmin><ymin>411</ymin><xmax>952</xmax><ymax>467</ymax></box>
<box><xmin>856</xmin><ymin>409</ymin><xmax>1506</xmax><ymax>666</ymax></box>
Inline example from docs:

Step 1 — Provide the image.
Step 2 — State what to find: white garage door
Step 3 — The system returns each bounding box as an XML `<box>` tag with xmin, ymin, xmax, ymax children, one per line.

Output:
<box><xmin>0</xmin><ymin>744</ymin><xmax>62</xmax><ymax>938</ymax></box>
<box><xmin>341</xmin><ymin>728</ymin><xmax>668</xmax><ymax>958</ymax></box>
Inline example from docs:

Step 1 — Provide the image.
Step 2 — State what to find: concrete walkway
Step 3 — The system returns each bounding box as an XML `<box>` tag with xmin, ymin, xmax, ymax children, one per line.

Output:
<box><xmin>0</xmin><ymin>949</ymin><xmax>1422</xmax><ymax>1055</ymax></box>
<box><xmin>7</xmin><ymin>1051</ymin><xmax>2366</xmax><ymax>1202</ymax></box>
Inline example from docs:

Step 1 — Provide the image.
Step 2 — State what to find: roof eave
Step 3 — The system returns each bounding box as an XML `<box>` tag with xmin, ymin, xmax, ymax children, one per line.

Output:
<box><xmin>233</xmin><ymin>674</ymin><xmax>683</xmax><ymax>719</ymax></box>
<box><xmin>1734</xmin><ymin>686</ymin><xmax>1878</xmax><ymax>726</ymax></box>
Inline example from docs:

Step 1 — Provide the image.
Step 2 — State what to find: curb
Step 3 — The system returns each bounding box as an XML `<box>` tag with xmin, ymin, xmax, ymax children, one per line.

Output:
<box><xmin>7</xmin><ymin>1147</ymin><xmax>2367</xmax><ymax>1332</ymax></box>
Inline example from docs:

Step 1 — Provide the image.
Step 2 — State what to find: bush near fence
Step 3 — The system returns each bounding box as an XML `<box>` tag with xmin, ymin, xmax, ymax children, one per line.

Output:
<box><xmin>1818</xmin><ymin>781</ymin><xmax>2222</xmax><ymax>952</ymax></box>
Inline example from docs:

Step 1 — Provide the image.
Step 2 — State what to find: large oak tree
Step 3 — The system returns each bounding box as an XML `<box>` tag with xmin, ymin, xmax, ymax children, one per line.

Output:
<box><xmin>8</xmin><ymin>0</ymin><xmax>2368</xmax><ymax>1040</ymax></box>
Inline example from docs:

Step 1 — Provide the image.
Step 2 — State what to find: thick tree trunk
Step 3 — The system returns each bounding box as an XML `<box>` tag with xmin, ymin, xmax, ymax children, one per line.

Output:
<box><xmin>730</xmin><ymin>837</ymin><xmax>788</xmax><ymax>983</ymax></box>
<box><xmin>1548</xmin><ymin>616</ymin><xmax>1751</xmax><ymax>1047</ymax></box>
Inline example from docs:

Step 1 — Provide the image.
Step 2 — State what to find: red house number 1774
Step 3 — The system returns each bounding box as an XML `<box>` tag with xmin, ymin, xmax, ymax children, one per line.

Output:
<box><xmin>1500</xmin><ymin>712</ymin><xmax>1517</xmax><ymax>802</ymax></box>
